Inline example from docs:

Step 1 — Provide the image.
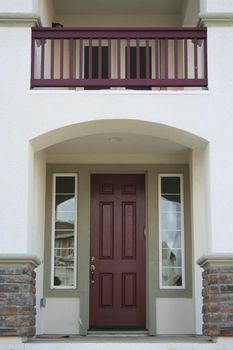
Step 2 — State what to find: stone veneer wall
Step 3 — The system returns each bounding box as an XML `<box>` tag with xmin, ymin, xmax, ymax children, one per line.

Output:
<box><xmin>0</xmin><ymin>255</ymin><xmax>40</xmax><ymax>337</ymax></box>
<box><xmin>198</xmin><ymin>255</ymin><xmax>233</xmax><ymax>337</ymax></box>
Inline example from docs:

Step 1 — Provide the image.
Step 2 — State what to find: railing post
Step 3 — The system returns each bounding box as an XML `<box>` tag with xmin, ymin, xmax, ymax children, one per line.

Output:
<box><xmin>30</xmin><ymin>36</ymin><xmax>35</xmax><ymax>88</ymax></box>
<box><xmin>204</xmin><ymin>37</ymin><xmax>208</xmax><ymax>81</ymax></box>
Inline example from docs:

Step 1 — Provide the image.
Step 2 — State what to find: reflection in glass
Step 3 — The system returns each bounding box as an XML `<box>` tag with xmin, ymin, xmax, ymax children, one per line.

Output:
<box><xmin>161</xmin><ymin>195</ymin><xmax>181</xmax><ymax>212</ymax></box>
<box><xmin>52</xmin><ymin>175</ymin><xmax>77</xmax><ymax>288</ymax></box>
<box><xmin>161</xmin><ymin>212</ymin><xmax>181</xmax><ymax>230</ymax></box>
<box><xmin>161</xmin><ymin>177</ymin><xmax>180</xmax><ymax>194</ymax></box>
<box><xmin>55</xmin><ymin>211</ymin><xmax>74</xmax><ymax>229</ymax></box>
<box><xmin>162</xmin><ymin>267</ymin><xmax>182</xmax><ymax>286</ymax></box>
<box><xmin>160</xmin><ymin>175</ymin><xmax>184</xmax><ymax>288</ymax></box>
<box><xmin>56</xmin><ymin>195</ymin><xmax>75</xmax><ymax>211</ymax></box>
<box><xmin>56</xmin><ymin>177</ymin><xmax>75</xmax><ymax>194</ymax></box>
<box><xmin>55</xmin><ymin>194</ymin><xmax>75</xmax><ymax>230</ymax></box>
<box><xmin>161</xmin><ymin>230</ymin><xmax>181</xmax><ymax>249</ymax></box>
<box><xmin>54</xmin><ymin>267</ymin><xmax>74</xmax><ymax>287</ymax></box>
<box><xmin>162</xmin><ymin>248</ymin><xmax>182</xmax><ymax>267</ymax></box>
<box><xmin>54</xmin><ymin>232</ymin><xmax>74</xmax><ymax>287</ymax></box>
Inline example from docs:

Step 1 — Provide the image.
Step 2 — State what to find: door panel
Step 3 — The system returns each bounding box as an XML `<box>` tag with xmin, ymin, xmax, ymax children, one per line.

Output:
<box><xmin>90</xmin><ymin>174</ymin><xmax>146</xmax><ymax>329</ymax></box>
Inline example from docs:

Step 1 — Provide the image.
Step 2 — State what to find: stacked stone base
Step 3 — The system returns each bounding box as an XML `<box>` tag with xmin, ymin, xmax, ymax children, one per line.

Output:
<box><xmin>0</xmin><ymin>256</ymin><xmax>40</xmax><ymax>337</ymax></box>
<box><xmin>198</xmin><ymin>255</ymin><xmax>233</xmax><ymax>337</ymax></box>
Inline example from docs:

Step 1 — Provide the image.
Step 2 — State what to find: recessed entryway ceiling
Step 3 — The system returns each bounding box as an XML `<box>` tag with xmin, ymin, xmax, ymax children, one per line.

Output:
<box><xmin>53</xmin><ymin>0</ymin><xmax>185</xmax><ymax>15</ymax></box>
<box><xmin>46</xmin><ymin>133</ymin><xmax>189</xmax><ymax>155</ymax></box>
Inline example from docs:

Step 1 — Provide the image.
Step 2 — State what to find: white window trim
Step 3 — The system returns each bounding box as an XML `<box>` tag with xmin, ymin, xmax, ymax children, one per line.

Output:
<box><xmin>158</xmin><ymin>173</ymin><xmax>185</xmax><ymax>290</ymax></box>
<box><xmin>51</xmin><ymin>173</ymin><xmax>78</xmax><ymax>289</ymax></box>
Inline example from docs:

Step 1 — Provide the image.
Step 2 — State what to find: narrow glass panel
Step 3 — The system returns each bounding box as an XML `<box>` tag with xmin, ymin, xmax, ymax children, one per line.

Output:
<box><xmin>55</xmin><ymin>212</ymin><xmax>74</xmax><ymax>229</ymax></box>
<box><xmin>159</xmin><ymin>175</ymin><xmax>184</xmax><ymax>289</ymax></box>
<box><xmin>161</xmin><ymin>176</ymin><xmax>180</xmax><ymax>194</ymax></box>
<box><xmin>52</xmin><ymin>175</ymin><xmax>77</xmax><ymax>288</ymax></box>
<box><xmin>161</xmin><ymin>230</ymin><xmax>181</xmax><ymax>249</ymax></box>
<box><xmin>162</xmin><ymin>248</ymin><xmax>182</xmax><ymax>267</ymax></box>
<box><xmin>56</xmin><ymin>195</ymin><xmax>75</xmax><ymax>211</ymax></box>
<box><xmin>54</xmin><ymin>267</ymin><xmax>74</xmax><ymax>287</ymax></box>
<box><xmin>161</xmin><ymin>195</ymin><xmax>181</xmax><ymax>212</ymax></box>
<box><xmin>56</xmin><ymin>176</ymin><xmax>75</xmax><ymax>193</ymax></box>
<box><xmin>54</xmin><ymin>231</ymin><xmax>74</xmax><ymax>287</ymax></box>
<box><xmin>162</xmin><ymin>267</ymin><xmax>182</xmax><ymax>287</ymax></box>
<box><xmin>55</xmin><ymin>194</ymin><xmax>75</xmax><ymax>229</ymax></box>
<box><xmin>161</xmin><ymin>212</ymin><xmax>181</xmax><ymax>230</ymax></box>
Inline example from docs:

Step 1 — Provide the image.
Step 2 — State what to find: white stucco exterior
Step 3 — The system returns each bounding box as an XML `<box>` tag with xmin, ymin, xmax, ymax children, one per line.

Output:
<box><xmin>0</xmin><ymin>0</ymin><xmax>233</xmax><ymax>347</ymax></box>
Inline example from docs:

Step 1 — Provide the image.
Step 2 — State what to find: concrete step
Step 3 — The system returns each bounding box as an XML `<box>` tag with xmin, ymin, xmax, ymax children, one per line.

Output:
<box><xmin>0</xmin><ymin>336</ymin><xmax>233</xmax><ymax>350</ymax></box>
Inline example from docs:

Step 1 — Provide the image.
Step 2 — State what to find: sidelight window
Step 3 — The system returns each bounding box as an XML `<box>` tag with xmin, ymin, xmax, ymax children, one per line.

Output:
<box><xmin>51</xmin><ymin>174</ymin><xmax>77</xmax><ymax>289</ymax></box>
<box><xmin>159</xmin><ymin>174</ymin><xmax>185</xmax><ymax>289</ymax></box>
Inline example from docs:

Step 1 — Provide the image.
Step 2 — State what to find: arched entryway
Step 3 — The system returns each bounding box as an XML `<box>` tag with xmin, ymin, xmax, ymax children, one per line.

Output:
<box><xmin>30</xmin><ymin>119</ymin><xmax>208</xmax><ymax>335</ymax></box>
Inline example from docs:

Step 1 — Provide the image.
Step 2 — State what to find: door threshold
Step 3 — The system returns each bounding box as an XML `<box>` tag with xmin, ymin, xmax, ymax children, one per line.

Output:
<box><xmin>87</xmin><ymin>330</ymin><xmax>148</xmax><ymax>337</ymax></box>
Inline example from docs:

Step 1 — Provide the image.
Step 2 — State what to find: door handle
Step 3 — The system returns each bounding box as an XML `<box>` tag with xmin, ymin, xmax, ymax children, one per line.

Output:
<box><xmin>90</xmin><ymin>264</ymin><xmax>95</xmax><ymax>272</ymax></box>
<box><xmin>90</xmin><ymin>262</ymin><xmax>95</xmax><ymax>284</ymax></box>
<box><xmin>90</xmin><ymin>262</ymin><xmax>96</xmax><ymax>284</ymax></box>
<box><xmin>90</xmin><ymin>271</ymin><xmax>95</xmax><ymax>284</ymax></box>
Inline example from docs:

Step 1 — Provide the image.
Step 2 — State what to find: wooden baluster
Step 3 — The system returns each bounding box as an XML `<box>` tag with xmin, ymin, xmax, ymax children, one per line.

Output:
<box><xmin>108</xmin><ymin>38</ymin><xmax>111</xmax><ymax>79</ymax></box>
<box><xmin>98</xmin><ymin>38</ymin><xmax>102</xmax><ymax>79</ymax></box>
<box><xmin>117</xmin><ymin>38</ymin><xmax>121</xmax><ymax>79</ymax></box>
<box><xmin>136</xmin><ymin>38</ymin><xmax>140</xmax><ymax>79</ymax></box>
<box><xmin>174</xmin><ymin>38</ymin><xmax>178</xmax><ymax>80</ymax></box>
<box><xmin>69</xmin><ymin>39</ymin><xmax>74</xmax><ymax>80</ymax></box>
<box><xmin>51</xmin><ymin>39</ymin><xmax>54</xmax><ymax>80</ymax></box>
<box><xmin>146</xmin><ymin>38</ymin><xmax>149</xmax><ymax>79</ymax></box>
<box><xmin>164</xmin><ymin>38</ymin><xmax>168</xmax><ymax>80</ymax></box>
<box><xmin>79</xmin><ymin>38</ymin><xmax>83</xmax><ymax>80</ymax></box>
<box><xmin>127</xmin><ymin>38</ymin><xmax>130</xmax><ymax>79</ymax></box>
<box><xmin>89</xmin><ymin>38</ymin><xmax>92</xmax><ymax>79</ymax></box>
<box><xmin>184</xmin><ymin>38</ymin><xmax>188</xmax><ymax>79</ymax></box>
<box><xmin>60</xmin><ymin>38</ymin><xmax>64</xmax><ymax>80</ymax></box>
<box><xmin>194</xmin><ymin>38</ymin><xmax>198</xmax><ymax>80</ymax></box>
<box><xmin>155</xmin><ymin>38</ymin><xmax>159</xmax><ymax>79</ymax></box>
<box><xmin>41</xmin><ymin>38</ymin><xmax>45</xmax><ymax>79</ymax></box>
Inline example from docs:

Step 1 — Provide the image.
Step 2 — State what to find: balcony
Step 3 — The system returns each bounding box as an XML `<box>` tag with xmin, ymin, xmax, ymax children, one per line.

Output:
<box><xmin>31</xmin><ymin>27</ymin><xmax>207</xmax><ymax>89</ymax></box>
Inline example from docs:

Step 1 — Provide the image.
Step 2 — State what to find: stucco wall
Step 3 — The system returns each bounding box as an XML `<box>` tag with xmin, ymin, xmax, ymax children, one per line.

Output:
<box><xmin>54</xmin><ymin>14</ymin><xmax>181</xmax><ymax>27</ymax></box>
<box><xmin>0</xmin><ymin>0</ymin><xmax>36</xmax><ymax>14</ymax></box>
<box><xmin>200</xmin><ymin>0</ymin><xmax>233</xmax><ymax>14</ymax></box>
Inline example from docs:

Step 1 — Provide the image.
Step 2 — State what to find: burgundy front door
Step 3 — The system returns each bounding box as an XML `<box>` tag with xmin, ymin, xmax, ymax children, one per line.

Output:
<box><xmin>90</xmin><ymin>174</ymin><xmax>146</xmax><ymax>329</ymax></box>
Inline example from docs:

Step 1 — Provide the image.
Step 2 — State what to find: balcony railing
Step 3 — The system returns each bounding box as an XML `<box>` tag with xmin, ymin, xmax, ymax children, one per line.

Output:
<box><xmin>31</xmin><ymin>27</ymin><xmax>207</xmax><ymax>89</ymax></box>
